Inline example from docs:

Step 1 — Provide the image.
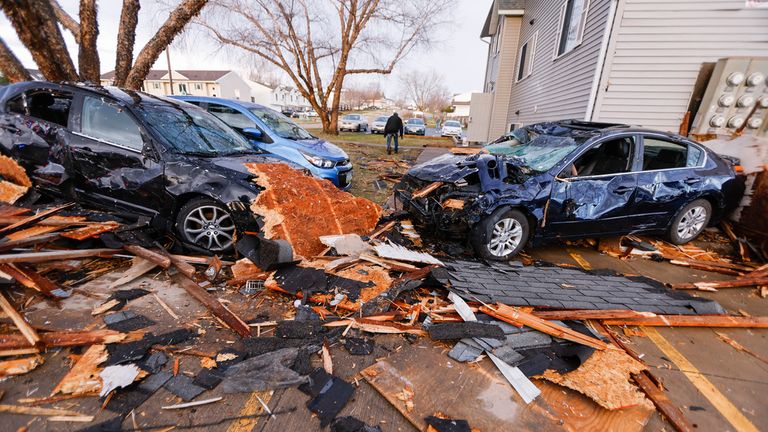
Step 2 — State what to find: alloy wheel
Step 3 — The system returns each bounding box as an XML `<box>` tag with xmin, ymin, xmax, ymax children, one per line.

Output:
<box><xmin>676</xmin><ymin>205</ymin><xmax>707</xmax><ymax>241</ymax></box>
<box><xmin>183</xmin><ymin>205</ymin><xmax>236</xmax><ymax>251</ymax></box>
<box><xmin>488</xmin><ymin>217</ymin><xmax>523</xmax><ymax>257</ymax></box>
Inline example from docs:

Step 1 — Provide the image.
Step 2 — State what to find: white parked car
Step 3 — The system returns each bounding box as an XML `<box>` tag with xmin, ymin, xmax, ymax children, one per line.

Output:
<box><xmin>371</xmin><ymin>116</ymin><xmax>388</xmax><ymax>134</ymax></box>
<box><xmin>441</xmin><ymin>120</ymin><xmax>463</xmax><ymax>137</ymax></box>
<box><xmin>339</xmin><ymin>114</ymin><xmax>369</xmax><ymax>132</ymax></box>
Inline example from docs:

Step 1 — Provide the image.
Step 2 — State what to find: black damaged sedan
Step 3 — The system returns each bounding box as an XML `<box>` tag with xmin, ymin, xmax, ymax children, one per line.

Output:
<box><xmin>0</xmin><ymin>81</ymin><xmax>291</xmax><ymax>253</ymax></box>
<box><xmin>396</xmin><ymin>120</ymin><xmax>743</xmax><ymax>260</ymax></box>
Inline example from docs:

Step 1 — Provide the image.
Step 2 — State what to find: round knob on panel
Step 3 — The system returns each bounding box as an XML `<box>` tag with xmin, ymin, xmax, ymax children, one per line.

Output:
<box><xmin>718</xmin><ymin>94</ymin><xmax>735</xmax><ymax>107</ymax></box>
<box><xmin>727</xmin><ymin>116</ymin><xmax>745</xmax><ymax>129</ymax></box>
<box><xmin>759</xmin><ymin>96</ymin><xmax>768</xmax><ymax>108</ymax></box>
<box><xmin>746</xmin><ymin>72</ymin><xmax>765</xmax><ymax>87</ymax></box>
<box><xmin>727</xmin><ymin>72</ymin><xmax>745</xmax><ymax>86</ymax></box>
<box><xmin>737</xmin><ymin>95</ymin><xmax>755</xmax><ymax>108</ymax></box>
<box><xmin>709</xmin><ymin>115</ymin><xmax>725</xmax><ymax>128</ymax></box>
<box><xmin>748</xmin><ymin>118</ymin><xmax>763</xmax><ymax>129</ymax></box>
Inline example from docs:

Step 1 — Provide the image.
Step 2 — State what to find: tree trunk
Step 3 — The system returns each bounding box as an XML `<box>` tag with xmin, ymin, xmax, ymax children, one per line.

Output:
<box><xmin>113</xmin><ymin>0</ymin><xmax>140</xmax><ymax>87</ymax></box>
<box><xmin>1</xmin><ymin>0</ymin><xmax>78</xmax><ymax>82</ymax></box>
<box><xmin>78</xmin><ymin>0</ymin><xmax>100</xmax><ymax>83</ymax></box>
<box><xmin>49</xmin><ymin>0</ymin><xmax>80</xmax><ymax>44</ymax></box>
<box><xmin>0</xmin><ymin>38</ymin><xmax>32</xmax><ymax>82</ymax></box>
<box><xmin>124</xmin><ymin>0</ymin><xmax>208</xmax><ymax>90</ymax></box>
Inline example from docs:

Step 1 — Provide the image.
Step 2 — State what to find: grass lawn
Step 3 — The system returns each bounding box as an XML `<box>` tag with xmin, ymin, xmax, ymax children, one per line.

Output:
<box><xmin>334</xmin><ymin>141</ymin><xmax>422</xmax><ymax>205</ymax></box>
<box><xmin>314</xmin><ymin>131</ymin><xmax>454</xmax><ymax>148</ymax></box>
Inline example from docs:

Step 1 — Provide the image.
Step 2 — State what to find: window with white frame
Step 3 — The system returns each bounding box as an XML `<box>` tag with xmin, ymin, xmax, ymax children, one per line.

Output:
<box><xmin>516</xmin><ymin>32</ymin><xmax>537</xmax><ymax>82</ymax></box>
<box><xmin>555</xmin><ymin>0</ymin><xmax>589</xmax><ymax>57</ymax></box>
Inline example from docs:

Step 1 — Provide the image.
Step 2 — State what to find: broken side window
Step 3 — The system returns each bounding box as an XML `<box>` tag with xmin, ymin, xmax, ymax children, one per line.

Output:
<box><xmin>569</xmin><ymin>137</ymin><xmax>635</xmax><ymax>177</ymax></box>
<box><xmin>6</xmin><ymin>89</ymin><xmax>73</xmax><ymax>127</ymax></box>
<box><xmin>81</xmin><ymin>96</ymin><xmax>143</xmax><ymax>151</ymax></box>
<box><xmin>207</xmin><ymin>103</ymin><xmax>255</xmax><ymax>134</ymax></box>
<box><xmin>642</xmin><ymin>137</ymin><xmax>697</xmax><ymax>170</ymax></box>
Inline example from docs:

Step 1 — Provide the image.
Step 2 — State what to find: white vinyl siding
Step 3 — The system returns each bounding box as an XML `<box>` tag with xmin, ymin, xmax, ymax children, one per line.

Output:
<box><xmin>489</xmin><ymin>16</ymin><xmax>524</xmax><ymax>139</ymax></box>
<box><xmin>592</xmin><ymin>0</ymin><xmax>768</xmax><ymax>131</ymax></box>
<box><xmin>506</xmin><ymin>0</ymin><xmax>612</xmax><ymax>126</ymax></box>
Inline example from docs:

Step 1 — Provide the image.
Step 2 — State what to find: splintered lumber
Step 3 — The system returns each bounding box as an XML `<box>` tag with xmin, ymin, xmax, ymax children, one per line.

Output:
<box><xmin>0</xmin><ymin>404</ymin><xmax>87</xmax><ymax>417</ymax></box>
<box><xmin>441</xmin><ymin>198</ymin><xmax>465</xmax><ymax>209</ymax></box>
<box><xmin>369</xmin><ymin>220</ymin><xmax>396</xmax><ymax>240</ymax></box>
<box><xmin>693</xmin><ymin>278</ymin><xmax>768</xmax><ymax>290</ymax></box>
<box><xmin>480</xmin><ymin>304</ymin><xmax>608</xmax><ymax>350</ymax></box>
<box><xmin>0</xmin><ymin>329</ymin><xmax>128</xmax><ymax>350</ymax></box>
<box><xmin>372</xmin><ymin>241</ymin><xmax>443</xmax><ymax>265</ymax></box>
<box><xmin>715</xmin><ymin>332</ymin><xmax>768</xmax><ymax>365</ymax></box>
<box><xmin>0</xmin><ymin>291</ymin><xmax>40</xmax><ymax>346</ymax></box>
<box><xmin>51</xmin><ymin>345</ymin><xmax>107</xmax><ymax>396</ymax></box>
<box><xmin>668</xmin><ymin>260</ymin><xmax>744</xmax><ymax>276</ymax></box>
<box><xmin>162</xmin><ymin>397</ymin><xmax>223</xmax><ymax>410</ymax></box>
<box><xmin>0</xmin><ymin>355</ymin><xmax>43</xmax><ymax>378</ymax></box>
<box><xmin>108</xmin><ymin>257</ymin><xmax>158</xmax><ymax>289</ymax></box>
<box><xmin>742</xmin><ymin>263</ymin><xmax>768</xmax><ymax>279</ymax></box>
<box><xmin>174</xmin><ymin>274</ymin><xmax>251</xmax><ymax>337</ymax></box>
<box><xmin>0</xmin><ymin>232</ymin><xmax>61</xmax><ymax>252</ymax></box>
<box><xmin>449</xmin><ymin>147</ymin><xmax>481</xmax><ymax>155</ymax></box>
<box><xmin>600</xmin><ymin>315</ymin><xmax>768</xmax><ymax>328</ymax></box>
<box><xmin>532</xmin><ymin>309</ymin><xmax>656</xmax><ymax>320</ymax></box>
<box><xmin>324</xmin><ymin>318</ymin><xmax>425</xmax><ymax>336</ymax></box>
<box><xmin>0</xmin><ymin>248</ymin><xmax>119</xmax><ymax>264</ymax></box>
<box><xmin>123</xmin><ymin>245</ymin><xmax>171</xmax><ymax>269</ymax></box>
<box><xmin>60</xmin><ymin>221</ymin><xmax>121</xmax><ymax>241</ymax></box>
<box><xmin>0</xmin><ymin>263</ymin><xmax>66</xmax><ymax>298</ymax></box>
<box><xmin>0</xmin><ymin>202</ymin><xmax>74</xmax><ymax>236</ymax></box>
<box><xmin>410</xmin><ymin>181</ymin><xmax>442</xmax><ymax>199</ymax></box>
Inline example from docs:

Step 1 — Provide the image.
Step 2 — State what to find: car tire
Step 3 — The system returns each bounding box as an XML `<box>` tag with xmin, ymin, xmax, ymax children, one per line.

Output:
<box><xmin>471</xmin><ymin>207</ymin><xmax>529</xmax><ymax>261</ymax></box>
<box><xmin>176</xmin><ymin>197</ymin><xmax>237</xmax><ymax>253</ymax></box>
<box><xmin>668</xmin><ymin>198</ymin><xmax>712</xmax><ymax>245</ymax></box>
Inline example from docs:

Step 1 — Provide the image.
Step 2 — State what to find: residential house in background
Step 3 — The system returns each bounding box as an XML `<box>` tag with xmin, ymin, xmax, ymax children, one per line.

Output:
<box><xmin>246</xmin><ymin>79</ymin><xmax>275</xmax><ymax>106</ymax></box>
<box><xmin>271</xmin><ymin>85</ymin><xmax>312</xmax><ymax>112</ymax></box>
<box><xmin>469</xmin><ymin>0</ymin><xmax>768</xmax><ymax>143</ymax></box>
<box><xmin>100</xmin><ymin>69</ymin><xmax>252</xmax><ymax>101</ymax></box>
<box><xmin>448</xmin><ymin>92</ymin><xmax>473</xmax><ymax>124</ymax></box>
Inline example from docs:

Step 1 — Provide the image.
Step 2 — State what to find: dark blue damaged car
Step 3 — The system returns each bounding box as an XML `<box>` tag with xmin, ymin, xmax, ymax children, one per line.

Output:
<box><xmin>395</xmin><ymin>120</ymin><xmax>744</xmax><ymax>261</ymax></box>
<box><xmin>0</xmin><ymin>81</ymin><xmax>300</xmax><ymax>254</ymax></box>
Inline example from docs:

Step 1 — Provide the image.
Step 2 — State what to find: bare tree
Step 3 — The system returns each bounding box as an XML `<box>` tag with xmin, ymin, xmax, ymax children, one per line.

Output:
<box><xmin>0</xmin><ymin>0</ymin><xmax>208</xmax><ymax>89</ymax></box>
<box><xmin>200</xmin><ymin>0</ymin><xmax>454</xmax><ymax>134</ymax></box>
<box><xmin>399</xmin><ymin>69</ymin><xmax>451</xmax><ymax>113</ymax></box>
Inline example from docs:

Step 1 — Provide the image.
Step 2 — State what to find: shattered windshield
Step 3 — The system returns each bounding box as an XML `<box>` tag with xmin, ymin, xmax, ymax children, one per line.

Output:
<box><xmin>135</xmin><ymin>103</ymin><xmax>253</xmax><ymax>156</ymax></box>
<box><xmin>249</xmin><ymin>107</ymin><xmax>314</xmax><ymax>140</ymax></box>
<box><xmin>484</xmin><ymin>126</ymin><xmax>582</xmax><ymax>172</ymax></box>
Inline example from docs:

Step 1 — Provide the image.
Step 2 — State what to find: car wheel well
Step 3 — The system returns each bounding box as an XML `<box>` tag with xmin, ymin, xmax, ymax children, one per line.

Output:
<box><xmin>173</xmin><ymin>193</ymin><xmax>222</xmax><ymax>220</ymax></box>
<box><xmin>695</xmin><ymin>194</ymin><xmax>722</xmax><ymax>225</ymax></box>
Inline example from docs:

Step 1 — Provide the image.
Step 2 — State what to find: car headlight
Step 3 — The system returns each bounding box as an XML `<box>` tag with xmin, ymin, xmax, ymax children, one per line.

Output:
<box><xmin>302</xmin><ymin>152</ymin><xmax>335</xmax><ymax>168</ymax></box>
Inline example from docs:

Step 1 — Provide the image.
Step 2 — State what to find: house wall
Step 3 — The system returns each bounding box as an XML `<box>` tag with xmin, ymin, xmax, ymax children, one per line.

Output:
<box><xmin>215</xmin><ymin>72</ymin><xmax>251</xmax><ymax>100</ymax></box>
<box><xmin>506</xmin><ymin>0</ymin><xmax>612</xmax><ymax>128</ymax></box>
<box><xmin>468</xmin><ymin>92</ymin><xmax>494</xmax><ymax>142</ymax></box>
<box><xmin>592</xmin><ymin>0</ymin><xmax>768</xmax><ymax>131</ymax></box>
<box><xmin>489</xmin><ymin>16</ymin><xmax>523</xmax><ymax>139</ymax></box>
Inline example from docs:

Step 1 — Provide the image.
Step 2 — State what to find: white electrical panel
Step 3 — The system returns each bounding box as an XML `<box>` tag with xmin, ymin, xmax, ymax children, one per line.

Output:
<box><xmin>691</xmin><ymin>57</ymin><xmax>768</xmax><ymax>137</ymax></box>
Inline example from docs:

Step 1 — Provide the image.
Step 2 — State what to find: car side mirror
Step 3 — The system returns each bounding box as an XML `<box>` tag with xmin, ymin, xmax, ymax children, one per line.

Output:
<box><xmin>242</xmin><ymin>127</ymin><xmax>263</xmax><ymax>141</ymax></box>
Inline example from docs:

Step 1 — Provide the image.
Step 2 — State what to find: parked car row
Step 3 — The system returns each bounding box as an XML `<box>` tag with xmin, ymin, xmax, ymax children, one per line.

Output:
<box><xmin>0</xmin><ymin>82</ymin><xmax>353</xmax><ymax>255</ymax></box>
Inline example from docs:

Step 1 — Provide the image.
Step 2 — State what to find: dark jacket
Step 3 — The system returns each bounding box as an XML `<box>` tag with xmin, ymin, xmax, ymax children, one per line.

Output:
<box><xmin>384</xmin><ymin>114</ymin><xmax>404</xmax><ymax>136</ymax></box>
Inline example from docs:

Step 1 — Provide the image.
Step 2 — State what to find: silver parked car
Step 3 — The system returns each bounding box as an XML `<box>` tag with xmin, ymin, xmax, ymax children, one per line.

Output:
<box><xmin>339</xmin><ymin>114</ymin><xmax>369</xmax><ymax>132</ymax></box>
<box><xmin>404</xmin><ymin>118</ymin><xmax>426</xmax><ymax>136</ymax></box>
<box><xmin>371</xmin><ymin>116</ymin><xmax>388</xmax><ymax>134</ymax></box>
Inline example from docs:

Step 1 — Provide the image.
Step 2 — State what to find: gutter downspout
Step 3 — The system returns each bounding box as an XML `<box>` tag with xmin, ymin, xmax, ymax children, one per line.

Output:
<box><xmin>584</xmin><ymin>0</ymin><xmax>618</xmax><ymax>121</ymax></box>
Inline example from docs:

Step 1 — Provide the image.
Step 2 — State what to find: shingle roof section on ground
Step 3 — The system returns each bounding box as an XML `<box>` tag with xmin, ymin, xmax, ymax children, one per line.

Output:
<box><xmin>445</xmin><ymin>260</ymin><xmax>724</xmax><ymax>315</ymax></box>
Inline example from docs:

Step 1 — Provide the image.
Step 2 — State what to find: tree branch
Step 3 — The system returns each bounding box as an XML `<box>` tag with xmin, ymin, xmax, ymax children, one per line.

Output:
<box><xmin>113</xmin><ymin>0</ymin><xmax>140</xmax><ymax>87</ymax></box>
<box><xmin>49</xmin><ymin>0</ymin><xmax>80</xmax><ymax>44</ymax></box>
<box><xmin>0</xmin><ymin>37</ymin><xmax>32</xmax><ymax>82</ymax></box>
<box><xmin>78</xmin><ymin>0</ymin><xmax>99</xmax><ymax>82</ymax></box>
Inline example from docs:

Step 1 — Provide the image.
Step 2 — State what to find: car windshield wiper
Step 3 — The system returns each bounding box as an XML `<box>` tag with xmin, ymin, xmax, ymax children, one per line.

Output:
<box><xmin>180</xmin><ymin>150</ymin><xmax>218</xmax><ymax>157</ymax></box>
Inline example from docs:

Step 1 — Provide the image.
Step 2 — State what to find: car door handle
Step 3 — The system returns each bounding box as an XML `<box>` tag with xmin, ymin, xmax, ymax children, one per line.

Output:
<box><xmin>684</xmin><ymin>177</ymin><xmax>701</xmax><ymax>185</ymax></box>
<box><xmin>613</xmin><ymin>186</ymin><xmax>634</xmax><ymax>194</ymax></box>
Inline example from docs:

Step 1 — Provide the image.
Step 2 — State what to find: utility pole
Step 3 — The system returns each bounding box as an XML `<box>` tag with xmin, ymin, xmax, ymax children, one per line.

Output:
<box><xmin>166</xmin><ymin>48</ymin><xmax>174</xmax><ymax>95</ymax></box>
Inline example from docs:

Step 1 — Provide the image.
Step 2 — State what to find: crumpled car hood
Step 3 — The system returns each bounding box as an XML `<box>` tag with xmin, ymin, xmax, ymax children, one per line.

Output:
<box><xmin>408</xmin><ymin>153</ymin><xmax>478</xmax><ymax>183</ymax></box>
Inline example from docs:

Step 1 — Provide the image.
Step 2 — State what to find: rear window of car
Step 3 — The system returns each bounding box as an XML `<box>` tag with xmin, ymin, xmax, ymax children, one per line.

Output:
<box><xmin>445</xmin><ymin>121</ymin><xmax>461</xmax><ymax>127</ymax></box>
<box><xmin>376</xmin><ymin>117</ymin><xmax>387</xmax><ymax>122</ymax></box>
<box><xmin>344</xmin><ymin>115</ymin><xmax>360</xmax><ymax>120</ymax></box>
<box><xmin>408</xmin><ymin>119</ymin><xmax>424</xmax><ymax>125</ymax></box>
<box><xmin>642</xmin><ymin>137</ymin><xmax>702</xmax><ymax>170</ymax></box>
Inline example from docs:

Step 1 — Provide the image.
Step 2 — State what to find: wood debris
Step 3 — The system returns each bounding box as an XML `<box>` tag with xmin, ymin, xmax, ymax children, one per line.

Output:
<box><xmin>0</xmin><ymin>355</ymin><xmax>43</xmax><ymax>378</ymax></box>
<box><xmin>600</xmin><ymin>315</ymin><xmax>768</xmax><ymax>328</ymax></box>
<box><xmin>0</xmin><ymin>155</ymin><xmax>32</xmax><ymax>204</ymax></box>
<box><xmin>51</xmin><ymin>344</ymin><xmax>107</xmax><ymax>396</ymax></box>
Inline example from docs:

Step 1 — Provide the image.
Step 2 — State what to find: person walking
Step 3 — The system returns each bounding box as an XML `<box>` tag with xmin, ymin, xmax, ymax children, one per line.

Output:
<box><xmin>384</xmin><ymin>112</ymin><xmax>404</xmax><ymax>155</ymax></box>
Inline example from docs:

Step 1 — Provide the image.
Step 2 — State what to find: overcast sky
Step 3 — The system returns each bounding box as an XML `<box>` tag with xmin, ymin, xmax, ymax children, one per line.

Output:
<box><xmin>0</xmin><ymin>0</ymin><xmax>491</xmax><ymax>97</ymax></box>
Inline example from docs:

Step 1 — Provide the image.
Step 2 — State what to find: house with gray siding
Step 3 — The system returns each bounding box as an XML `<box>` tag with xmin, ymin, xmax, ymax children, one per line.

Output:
<box><xmin>470</xmin><ymin>0</ymin><xmax>768</xmax><ymax>142</ymax></box>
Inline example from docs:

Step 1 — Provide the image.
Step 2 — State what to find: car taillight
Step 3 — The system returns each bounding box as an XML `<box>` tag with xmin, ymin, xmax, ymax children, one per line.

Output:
<box><xmin>734</xmin><ymin>165</ymin><xmax>744</xmax><ymax>173</ymax></box>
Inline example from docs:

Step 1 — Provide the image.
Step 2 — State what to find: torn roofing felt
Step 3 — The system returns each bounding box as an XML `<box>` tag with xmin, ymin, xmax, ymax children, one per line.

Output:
<box><xmin>443</xmin><ymin>259</ymin><xmax>724</xmax><ymax>315</ymax></box>
<box><xmin>245</xmin><ymin>163</ymin><xmax>382</xmax><ymax>258</ymax></box>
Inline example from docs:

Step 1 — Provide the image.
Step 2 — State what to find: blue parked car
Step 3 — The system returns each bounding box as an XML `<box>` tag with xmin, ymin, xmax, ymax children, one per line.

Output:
<box><xmin>173</xmin><ymin>96</ymin><xmax>353</xmax><ymax>189</ymax></box>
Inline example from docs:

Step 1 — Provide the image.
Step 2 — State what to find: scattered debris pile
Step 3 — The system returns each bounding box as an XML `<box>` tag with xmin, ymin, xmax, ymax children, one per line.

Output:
<box><xmin>0</xmin><ymin>171</ymin><xmax>766</xmax><ymax>431</ymax></box>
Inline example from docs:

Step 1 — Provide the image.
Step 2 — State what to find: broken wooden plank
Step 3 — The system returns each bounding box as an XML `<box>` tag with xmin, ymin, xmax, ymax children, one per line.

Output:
<box><xmin>108</xmin><ymin>257</ymin><xmax>158</xmax><ymax>289</ymax></box>
<box><xmin>690</xmin><ymin>278</ymin><xmax>768</xmax><ymax>291</ymax></box>
<box><xmin>174</xmin><ymin>274</ymin><xmax>251</xmax><ymax>337</ymax></box>
<box><xmin>372</xmin><ymin>241</ymin><xmax>443</xmax><ymax>265</ymax></box>
<box><xmin>715</xmin><ymin>332</ymin><xmax>768</xmax><ymax>365</ymax></box>
<box><xmin>441</xmin><ymin>198</ymin><xmax>465</xmax><ymax>209</ymax></box>
<box><xmin>0</xmin><ymin>263</ymin><xmax>67</xmax><ymax>298</ymax></box>
<box><xmin>60</xmin><ymin>221</ymin><xmax>121</xmax><ymax>241</ymax></box>
<box><xmin>0</xmin><ymin>329</ymin><xmax>128</xmax><ymax>350</ymax></box>
<box><xmin>0</xmin><ymin>347</ymin><xmax>39</xmax><ymax>357</ymax></box>
<box><xmin>532</xmin><ymin>309</ymin><xmax>656</xmax><ymax>320</ymax></box>
<box><xmin>0</xmin><ymin>355</ymin><xmax>43</xmax><ymax>378</ymax></box>
<box><xmin>205</xmin><ymin>255</ymin><xmax>223</xmax><ymax>281</ymax></box>
<box><xmin>51</xmin><ymin>345</ymin><xmax>107</xmax><ymax>396</ymax></box>
<box><xmin>123</xmin><ymin>245</ymin><xmax>171</xmax><ymax>269</ymax></box>
<box><xmin>668</xmin><ymin>260</ymin><xmax>744</xmax><ymax>276</ymax></box>
<box><xmin>0</xmin><ymin>248</ymin><xmax>120</xmax><ymax>264</ymax></box>
<box><xmin>323</xmin><ymin>318</ymin><xmax>425</xmax><ymax>336</ymax></box>
<box><xmin>0</xmin><ymin>291</ymin><xmax>40</xmax><ymax>346</ymax></box>
<box><xmin>600</xmin><ymin>315</ymin><xmax>768</xmax><ymax>328</ymax></box>
<box><xmin>0</xmin><ymin>404</ymin><xmax>87</xmax><ymax>417</ymax></box>
<box><xmin>0</xmin><ymin>203</ymin><xmax>74</xmax><ymax>237</ymax></box>
<box><xmin>410</xmin><ymin>181</ymin><xmax>442</xmax><ymax>199</ymax></box>
<box><xmin>369</xmin><ymin>220</ymin><xmax>397</xmax><ymax>240</ymax></box>
<box><xmin>480</xmin><ymin>304</ymin><xmax>608</xmax><ymax>350</ymax></box>
<box><xmin>0</xmin><ymin>232</ymin><xmax>61</xmax><ymax>252</ymax></box>
<box><xmin>162</xmin><ymin>397</ymin><xmax>223</xmax><ymax>410</ymax></box>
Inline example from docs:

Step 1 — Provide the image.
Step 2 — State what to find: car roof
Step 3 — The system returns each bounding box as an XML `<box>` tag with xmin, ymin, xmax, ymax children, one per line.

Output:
<box><xmin>172</xmin><ymin>95</ymin><xmax>271</xmax><ymax>110</ymax></box>
<box><xmin>0</xmin><ymin>81</ymin><xmax>194</xmax><ymax>108</ymax></box>
<box><xmin>507</xmin><ymin>120</ymin><xmax>695</xmax><ymax>145</ymax></box>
